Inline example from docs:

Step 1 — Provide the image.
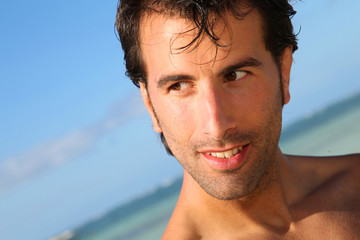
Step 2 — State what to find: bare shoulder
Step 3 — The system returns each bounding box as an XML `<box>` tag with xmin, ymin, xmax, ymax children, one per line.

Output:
<box><xmin>324</xmin><ymin>153</ymin><xmax>360</xmax><ymax>165</ymax></box>
<box><xmin>287</xmin><ymin>153</ymin><xmax>360</xmax><ymax>176</ymax></box>
<box><xmin>335</xmin><ymin>153</ymin><xmax>360</xmax><ymax>174</ymax></box>
<box><xmin>322</xmin><ymin>153</ymin><xmax>360</xmax><ymax>188</ymax></box>
<box><xmin>287</xmin><ymin>153</ymin><xmax>360</xmax><ymax>207</ymax></box>
<box><xmin>335</xmin><ymin>153</ymin><xmax>360</xmax><ymax>186</ymax></box>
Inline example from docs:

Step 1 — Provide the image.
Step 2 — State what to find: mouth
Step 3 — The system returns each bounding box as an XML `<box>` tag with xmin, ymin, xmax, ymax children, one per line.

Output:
<box><xmin>201</xmin><ymin>144</ymin><xmax>249</xmax><ymax>171</ymax></box>
<box><xmin>206</xmin><ymin>146</ymin><xmax>243</xmax><ymax>159</ymax></box>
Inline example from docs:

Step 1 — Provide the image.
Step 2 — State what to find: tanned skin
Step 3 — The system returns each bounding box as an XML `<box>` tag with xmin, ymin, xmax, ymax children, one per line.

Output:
<box><xmin>165</xmin><ymin>154</ymin><xmax>360</xmax><ymax>239</ymax></box>
<box><xmin>138</xmin><ymin>10</ymin><xmax>360</xmax><ymax>239</ymax></box>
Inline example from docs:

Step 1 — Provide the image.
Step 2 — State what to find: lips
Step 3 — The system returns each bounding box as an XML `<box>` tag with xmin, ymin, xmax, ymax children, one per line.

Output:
<box><xmin>207</xmin><ymin>146</ymin><xmax>243</xmax><ymax>159</ymax></box>
<box><xmin>201</xmin><ymin>144</ymin><xmax>249</xmax><ymax>171</ymax></box>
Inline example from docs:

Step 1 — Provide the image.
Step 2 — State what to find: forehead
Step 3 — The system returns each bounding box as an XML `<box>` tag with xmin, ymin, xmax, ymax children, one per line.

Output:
<box><xmin>139</xmin><ymin>10</ymin><xmax>266</xmax><ymax>81</ymax></box>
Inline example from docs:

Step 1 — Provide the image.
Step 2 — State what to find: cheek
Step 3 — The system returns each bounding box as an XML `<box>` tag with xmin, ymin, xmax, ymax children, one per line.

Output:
<box><xmin>237</xmin><ymin>80</ymin><xmax>281</xmax><ymax>122</ymax></box>
<box><xmin>154</xmin><ymin>98</ymin><xmax>195</xmax><ymax>136</ymax></box>
<box><xmin>232</xmin><ymin>84</ymin><xmax>265</xmax><ymax>111</ymax></box>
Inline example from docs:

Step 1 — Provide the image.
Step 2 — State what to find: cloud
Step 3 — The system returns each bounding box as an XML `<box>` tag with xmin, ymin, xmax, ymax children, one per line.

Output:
<box><xmin>0</xmin><ymin>91</ymin><xmax>146</xmax><ymax>194</ymax></box>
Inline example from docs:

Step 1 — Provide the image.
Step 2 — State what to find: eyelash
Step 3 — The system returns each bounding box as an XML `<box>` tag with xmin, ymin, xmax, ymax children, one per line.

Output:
<box><xmin>167</xmin><ymin>70</ymin><xmax>247</xmax><ymax>92</ymax></box>
<box><xmin>169</xmin><ymin>81</ymin><xmax>190</xmax><ymax>92</ymax></box>
<box><xmin>224</xmin><ymin>70</ymin><xmax>248</xmax><ymax>82</ymax></box>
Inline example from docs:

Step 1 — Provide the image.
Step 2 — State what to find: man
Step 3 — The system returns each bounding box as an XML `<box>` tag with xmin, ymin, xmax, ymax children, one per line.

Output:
<box><xmin>116</xmin><ymin>0</ymin><xmax>360</xmax><ymax>239</ymax></box>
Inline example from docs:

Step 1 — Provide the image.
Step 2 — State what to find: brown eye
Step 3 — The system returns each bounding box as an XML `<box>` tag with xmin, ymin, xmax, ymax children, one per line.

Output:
<box><xmin>225</xmin><ymin>70</ymin><xmax>247</xmax><ymax>82</ymax></box>
<box><xmin>170</xmin><ymin>83</ymin><xmax>181</xmax><ymax>91</ymax></box>
<box><xmin>169</xmin><ymin>82</ymin><xmax>189</xmax><ymax>92</ymax></box>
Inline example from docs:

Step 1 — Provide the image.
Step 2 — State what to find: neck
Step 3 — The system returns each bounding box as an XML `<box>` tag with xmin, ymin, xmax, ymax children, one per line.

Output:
<box><xmin>180</xmin><ymin>147</ymin><xmax>294</xmax><ymax>233</ymax></box>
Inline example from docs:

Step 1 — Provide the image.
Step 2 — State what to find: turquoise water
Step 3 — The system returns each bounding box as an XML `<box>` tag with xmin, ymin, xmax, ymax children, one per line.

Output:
<box><xmin>73</xmin><ymin>193</ymin><xmax>179</xmax><ymax>240</ymax></box>
<box><xmin>61</xmin><ymin>179</ymin><xmax>182</xmax><ymax>240</ymax></box>
<box><xmin>52</xmin><ymin>93</ymin><xmax>360</xmax><ymax>240</ymax></box>
<box><xmin>280</xmin><ymin>93</ymin><xmax>360</xmax><ymax>156</ymax></box>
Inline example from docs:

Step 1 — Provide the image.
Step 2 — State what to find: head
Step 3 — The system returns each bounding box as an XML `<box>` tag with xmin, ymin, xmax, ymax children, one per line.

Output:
<box><xmin>115</xmin><ymin>0</ymin><xmax>297</xmax><ymax>200</ymax></box>
<box><xmin>115</xmin><ymin>0</ymin><xmax>298</xmax><ymax>156</ymax></box>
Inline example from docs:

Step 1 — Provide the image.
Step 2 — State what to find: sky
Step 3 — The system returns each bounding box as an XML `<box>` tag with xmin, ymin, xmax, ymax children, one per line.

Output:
<box><xmin>0</xmin><ymin>0</ymin><xmax>360</xmax><ymax>239</ymax></box>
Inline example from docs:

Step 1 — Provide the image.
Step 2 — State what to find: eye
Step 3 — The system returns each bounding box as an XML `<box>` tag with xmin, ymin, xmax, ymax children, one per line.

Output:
<box><xmin>224</xmin><ymin>70</ymin><xmax>247</xmax><ymax>82</ymax></box>
<box><xmin>169</xmin><ymin>82</ymin><xmax>190</xmax><ymax>92</ymax></box>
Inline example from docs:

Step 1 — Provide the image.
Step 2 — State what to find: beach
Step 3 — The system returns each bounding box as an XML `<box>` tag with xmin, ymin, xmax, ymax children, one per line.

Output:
<box><xmin>52</xmin><ymin>92</ymin><xmax>360</xmax><ymax>240</ymax></box>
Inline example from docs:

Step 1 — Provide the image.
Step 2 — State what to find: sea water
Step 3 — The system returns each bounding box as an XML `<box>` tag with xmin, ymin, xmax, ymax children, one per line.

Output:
<box><xmin>53</xmin><ymin>93</ymin><xmax>360</xmax><ymax>240</ymax></box>
<box><xmin>280</xmin><ymin>96</ymin><xmax>360</xmax><ymax>156</ymax></box>
<box><xmin>73</xmin><ymin>193</ymin><xmax>178</xmax><ymax>240</ymax></box>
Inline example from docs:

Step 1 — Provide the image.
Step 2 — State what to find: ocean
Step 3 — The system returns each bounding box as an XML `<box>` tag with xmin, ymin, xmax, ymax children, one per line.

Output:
<box><xmin>50</xmin><ymin>91</ymin><xmax>360</xmax><ymax>240</ymax></box>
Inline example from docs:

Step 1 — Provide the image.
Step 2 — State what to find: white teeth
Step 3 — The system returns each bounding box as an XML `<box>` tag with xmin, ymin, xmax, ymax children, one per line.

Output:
<box><xmin>232</xmin><ymin>148</ymin><xmax>238</xmax><ymax>155</ymax></box>
<box><xmin>224</xmin><ymin>150</ymin><xmax>233</xmax><ymax>158</ymax></box>
<box><xmin>208</xmin><ymin>146</ymin><xmax>243</xmax><ymax>159</ymax></box>
<box><xmin>216</xmin><ymin>152</ymin><xmax>225</xmax><ymax>158</ymax></box>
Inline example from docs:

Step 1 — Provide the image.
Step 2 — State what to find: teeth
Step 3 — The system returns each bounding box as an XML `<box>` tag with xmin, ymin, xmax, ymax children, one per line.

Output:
<box><xmin>216</xmin><ymin>152</ymin><xmax>225</xmax><ymax>158</ymax></box>
<box><xmin>232</xmin><ymin>148</ymin><xmax>238</xmax><ymax>155</ymax></box>
<box><xmin>208</xmin><ymin>146</ymin><xmax>243</xmax><ymax>159</ymax></box>
<box><xmin>224</xmin><ymin>149</ymin><xmax>233</xmax><ymax>158</ymax></box>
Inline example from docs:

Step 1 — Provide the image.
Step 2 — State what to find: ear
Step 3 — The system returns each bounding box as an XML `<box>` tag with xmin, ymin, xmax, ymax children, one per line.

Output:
<box><xmin>139</xmin><ymin>83</ymin><xmax>163</xmax><ymax>133</ymax></box>
<box><xmin>280</xmin><ymin>46</ymin><xmax>293</xmax><ymax>105</ymax></box>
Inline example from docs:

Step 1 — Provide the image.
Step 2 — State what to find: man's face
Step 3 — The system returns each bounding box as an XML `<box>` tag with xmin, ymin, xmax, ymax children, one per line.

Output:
<box><xmin>139</xmin><ymin>10</ymin><xmax>292</xmax><ymax>200</ymax></box>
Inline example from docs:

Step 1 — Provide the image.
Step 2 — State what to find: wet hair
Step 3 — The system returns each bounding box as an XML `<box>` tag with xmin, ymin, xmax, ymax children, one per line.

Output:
<box><xmin>115</xmin><ymin>0</ymin><xmax>298</xmax><ymax>155</ymax></box>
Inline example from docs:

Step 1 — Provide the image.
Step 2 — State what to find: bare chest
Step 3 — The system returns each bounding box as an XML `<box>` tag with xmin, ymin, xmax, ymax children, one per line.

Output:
<box><xmin>199</xmin><ymin>211</ymin><xmax>360</xmax><ymax>240</ymax></box>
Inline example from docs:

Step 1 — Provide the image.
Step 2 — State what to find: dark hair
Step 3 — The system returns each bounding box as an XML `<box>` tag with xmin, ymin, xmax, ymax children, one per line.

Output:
<box><xmin>115</xmin><ymin>0</ymin><xmax>298</xmax><ymax>155</ymax></box>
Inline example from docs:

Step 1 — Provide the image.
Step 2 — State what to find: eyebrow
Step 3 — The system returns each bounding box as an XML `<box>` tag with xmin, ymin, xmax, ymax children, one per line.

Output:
<box><xmin>156</xmin><ymin>57</ymin><xmax>263</xmax><ymax>89</ymax></box>
<box><xmin>156</xmin><ymin>74</ymin><xmax>194</xmax><ymax>89</ymax></box>
<box><xmin>219</xmin><ymin>57</ymin><xmax>263</xmax><ymax>76</ymax></box>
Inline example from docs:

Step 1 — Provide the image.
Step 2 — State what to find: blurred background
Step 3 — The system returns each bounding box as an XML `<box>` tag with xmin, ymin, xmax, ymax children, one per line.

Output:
<box><xmin>0</xmin><ymin>0</ymin><xmax>359</xmax><ymax>239</ymax></box>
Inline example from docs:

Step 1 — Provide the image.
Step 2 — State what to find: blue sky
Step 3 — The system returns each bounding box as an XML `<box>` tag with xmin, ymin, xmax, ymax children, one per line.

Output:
<box><xmin>0</xmin><ymin>0</ymin><xmax>359</xmax><ymax>239</ymax></box>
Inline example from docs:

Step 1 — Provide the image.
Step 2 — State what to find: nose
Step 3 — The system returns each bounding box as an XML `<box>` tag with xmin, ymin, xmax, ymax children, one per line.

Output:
<box><xmin>197</xmin><ymin>85</ymin><xmax>237</xmax><ymax>140</ymax></box>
